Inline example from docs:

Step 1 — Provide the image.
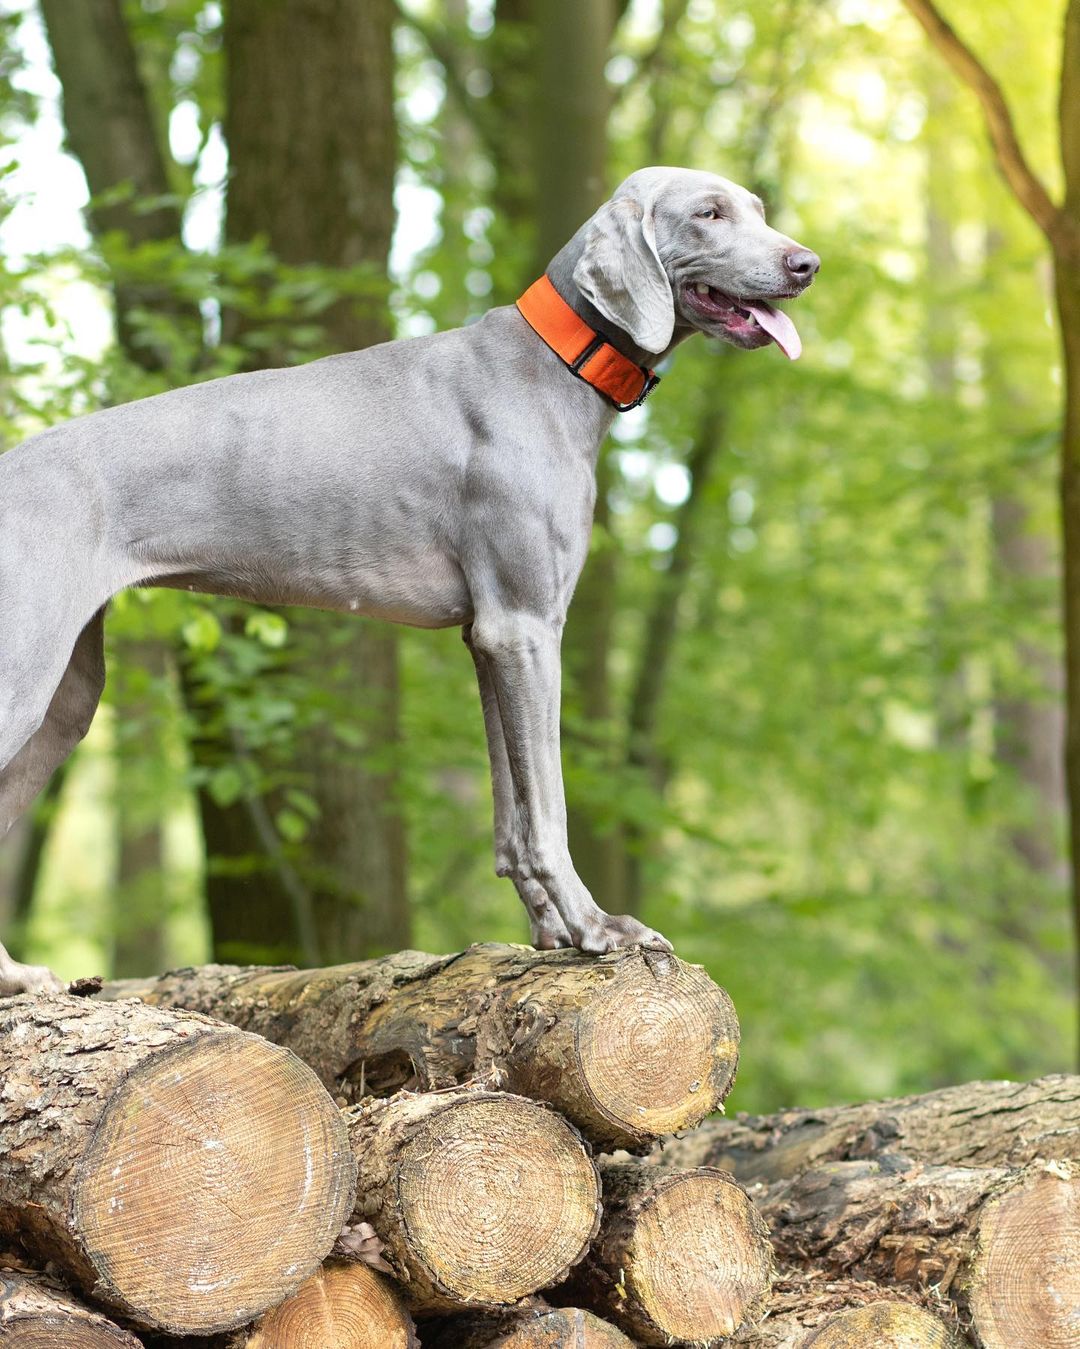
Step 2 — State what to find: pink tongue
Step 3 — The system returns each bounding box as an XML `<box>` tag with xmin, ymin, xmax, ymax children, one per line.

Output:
<box><xmin>743</xmin><ymin>302</ymin><xmax>801</xmax><ymax>360</ymax></box>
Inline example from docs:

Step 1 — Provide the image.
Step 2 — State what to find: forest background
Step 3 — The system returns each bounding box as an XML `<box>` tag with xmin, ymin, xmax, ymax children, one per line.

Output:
<box><xmin>0</xmin><ymin>0</ymin><xmax>1073</xmax><ymax>1113</ymax></box>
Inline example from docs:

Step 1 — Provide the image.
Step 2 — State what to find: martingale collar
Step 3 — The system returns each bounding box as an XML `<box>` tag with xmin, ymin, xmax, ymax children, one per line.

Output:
<box><xmin>516</xmin><ymin>275</ymin><xmax>660</xmax><ymax>412</ymax></box>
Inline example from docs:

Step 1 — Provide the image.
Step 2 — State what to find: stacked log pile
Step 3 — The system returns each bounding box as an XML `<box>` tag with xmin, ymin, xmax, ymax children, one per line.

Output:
<box><xmin>0</xmin><ymin>945</ymin><xmax>1075</xmax><ymax>1347</ymax></box>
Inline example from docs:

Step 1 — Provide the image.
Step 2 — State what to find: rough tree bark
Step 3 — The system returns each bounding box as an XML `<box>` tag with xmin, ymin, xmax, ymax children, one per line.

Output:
<box><xmin>423</xmin><ymin>1302</ymin><xmax>636</xmax><ymax>1349</ymax></box>
<box><xmin>751</xmin><ymin>1156</ymin><xmax>1079</xmax><ymax>1349</ymax></box>
<box><xmin>100</xmin><ymin>941</ymin><xmax>739</xmax><ymax>1152</ymax></box>
<box><xmin>343</xmin><ymin>1089</ymin><xmax>601</xmax><ymax>1314</ymax></box>
<box><xmin>0</xmin><ymin>994</ymin><xmax>354</xmax><ymax>1335</ymax></box>
<box><xmin>221</xmin><ymin>0</ymin><xmax>409</xmax><ymax>964</ymax></box>
<box><xmin>898</xmin><ymin>0</ymin><xmax>1080</xmax><ymax>1059</ymax></box>
<box><xmin>553</xmin><ymin>1163</ymin><xmax>774</xmax><ymax>1346</ymax></box>
<box><xmin>731</xmin><ymin>1277</ymin><xmax>963</xmax><ymax>1349</ymax></box>
<box><xmin>0</xmin><ymin>1263</ymin><xmax>143</xmax><ymax>1349</ymax></box>
<box><xmin>657</xmin><ymin>1074</ymin><xmax>1080</xmax><ymax>1179</ymax></box>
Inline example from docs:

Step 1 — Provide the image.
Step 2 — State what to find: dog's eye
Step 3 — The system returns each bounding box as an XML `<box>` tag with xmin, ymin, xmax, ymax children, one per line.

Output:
<box><xmin>696</xmin><ymin>207</ymin><xmax>723</xmax><ymax>220</ymax></box>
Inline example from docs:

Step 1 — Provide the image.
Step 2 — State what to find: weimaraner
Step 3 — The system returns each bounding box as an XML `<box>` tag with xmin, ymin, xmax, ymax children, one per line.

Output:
<box><xmin>0</xmin><ymin>166</ymin><xmax>818</xmax><ymax>994</ymax></box>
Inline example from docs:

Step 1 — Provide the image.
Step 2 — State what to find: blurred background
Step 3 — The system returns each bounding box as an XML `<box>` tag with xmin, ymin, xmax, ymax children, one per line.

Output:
<box><xmin>0</xmin><ymin>0</ymin><xmax>1073</xmax><ymax>1112</ymax></box>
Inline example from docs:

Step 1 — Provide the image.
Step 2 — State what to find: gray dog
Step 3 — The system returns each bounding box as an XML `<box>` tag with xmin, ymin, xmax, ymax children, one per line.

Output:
<box><xmin>0</xmin><ymin>166</ymin><xmax>818</xmax><ymax>994</ymax></box>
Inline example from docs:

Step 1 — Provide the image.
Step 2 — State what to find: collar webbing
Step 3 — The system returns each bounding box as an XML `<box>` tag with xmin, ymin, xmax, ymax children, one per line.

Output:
<box><xmin>515</xmin><ymin>275</ymin><xmax>660</xmax><ymax>412</ymax></box>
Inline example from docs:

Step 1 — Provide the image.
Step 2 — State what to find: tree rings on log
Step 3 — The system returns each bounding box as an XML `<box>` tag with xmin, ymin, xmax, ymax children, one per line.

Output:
<box><xmin>344</xmin><ymin>1090</ymin><xmax>601</xmax><ymax>1313</ymax></box>
<box><xmin>965</xmin><ymin>1161</ymin><xmax>1080</xmax><ymax>1349</ymax></box>
<box><xmin>557</xmin><ymin>1164</ymin><xmax>772</xmax><ymax>1346</ymax></box>
<box><xmin>101</xmin><ymin>942</ymin><xmax>740</xmax><ymax>1152</ymax></box>
<box><xmin>801</xmin><ymin>1302</ymin><xmax>963</xmax><ymax>1348</ymax></box>
<box><xmin>239</xmin><ymin>1261</ymin><xmax>417</xmax><ymax>1348</ymax></box>
<box><xmin>0</xmin><ymin>1264</ymin><xmax>143</xmax><ymax>1348</ymax></box>
<box><xmin>422</xmin><ymin>1303</ymin><xmax>636</xmax><ymax>1348</ymax></box>
<box><xmin>0</xmin><ymin>994</ymin><xmax>355</xmax><ymax>1335</ymax></box>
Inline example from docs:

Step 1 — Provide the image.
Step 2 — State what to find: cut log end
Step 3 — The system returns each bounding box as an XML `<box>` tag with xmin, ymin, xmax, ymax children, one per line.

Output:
<box><xmin>572</xmin><ymin>954</ymin><xmax>739</xmax><ymax>1143</ymax></box>
<box><xmin>627</xmin><ymin>1168</ymin><xmax>772</xmax><ymax>1342</ymax></box>
<box><xmin>394</xmin><ymin>1094</ymin><xmax>600</xmax><ymax>1306</ymax></box>
<box><xmin>803</xmin><ymin>1302</ymin><xmax>963</xmax><ymax>1347</ymax></box>
<box><xmin>967</xmin><ymin>1164</ymin><xmax>1080</xmax><ymax>1349</ymax></box>
<box><xmin>0</xmin><ymin>1267</ymin><xmax>142</xmax><ymax>1349</ymax></box>
<box><xmin>73</xmin><ymin>1031</ymin><xmax>355</xmax><ymax>1332</ymax></box>
<box><xmin>244</xmin><ymin>1261</ymin><xmax>417</xmax><ymax>1348</ymax></box>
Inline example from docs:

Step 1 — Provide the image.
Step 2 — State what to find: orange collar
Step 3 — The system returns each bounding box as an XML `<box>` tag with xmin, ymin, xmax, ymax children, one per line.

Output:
<box><xmin>516</xmin><ymin>275</ymin><xmax>660</xmax><ymax>412</ymax></box>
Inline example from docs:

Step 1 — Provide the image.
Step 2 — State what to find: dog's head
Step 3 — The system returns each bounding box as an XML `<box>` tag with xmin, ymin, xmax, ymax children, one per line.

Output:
<box><xmin>572</xmin><ymin>166</ymin><xmax>818</xmax><ymax>360</ymax></box>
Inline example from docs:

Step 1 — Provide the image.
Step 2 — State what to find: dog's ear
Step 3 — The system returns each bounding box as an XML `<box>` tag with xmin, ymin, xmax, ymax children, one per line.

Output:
<box><xmin>572</xmin><ymin>196</ymin><xmax>674</xmax><ymax>354</ymax></box>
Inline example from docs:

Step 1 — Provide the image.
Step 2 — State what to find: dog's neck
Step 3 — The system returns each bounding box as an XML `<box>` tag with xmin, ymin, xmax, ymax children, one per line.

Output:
<box><xmin>545</xmin><ymin>225</ymin><xmax>695</xmax><ymax>369</ymax></box>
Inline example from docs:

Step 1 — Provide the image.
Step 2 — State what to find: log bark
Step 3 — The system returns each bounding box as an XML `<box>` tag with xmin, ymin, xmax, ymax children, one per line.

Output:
<box><xmin>554</xmin><ymin>1164</ymin><xmax>773</xmax><ymax>1346</ymax></box>
<box><xmin>0</xmin><ymin>1263</ymin><xmax>142</xmax><ymax>1348</ymax></box>
<box><xmin>731</xmin><ymin>1275</ymin><xmax>963</xmax><ymax>1348</ymax></box>
<box><xmin>658</xmin><ymin>1074</ymin><xmax>1080</xmax><ymax>1181</ymax></box>
<box><xmin>343</xmin><ymin>1089</ymin><xmax>601</xmax><ymax>1314</ymax></box>
<box><xmin>101</xmin><ymin>942</ymin><xmax>739</xmax><ymax>1152</ymax></box>
<box><xmin>0</xmin><ymin>994</ymin><xmax>354</xmax><ymax>1335</ymax></box>
<box><xmin>422</xmin><ymin>1302</ymin><xmax>635</xmax><ymax>1348</ymax></box>
<box><xmin>754</xmin><ymin>1156</ymin><xmax>1079</xmax><ymax>1349</ymax></box>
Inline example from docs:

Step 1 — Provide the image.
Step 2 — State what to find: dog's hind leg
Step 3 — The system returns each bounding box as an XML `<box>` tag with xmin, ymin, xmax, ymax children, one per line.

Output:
<box><xmin>0</xmin><ymin>610</ymin><xmax>105</xmax><ymax>995</ymax></box>
<box><xmin>0</xmin><ymin>608</ymin><xmax>107</xmax><ymax>839</ymax></box>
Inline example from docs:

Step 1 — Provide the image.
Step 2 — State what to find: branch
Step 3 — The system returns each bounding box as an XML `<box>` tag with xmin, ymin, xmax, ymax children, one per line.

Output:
<box><xmin>900</xmin><ymin>0</ymin><xmax>1077</xmax><ymax>256</ymax></box>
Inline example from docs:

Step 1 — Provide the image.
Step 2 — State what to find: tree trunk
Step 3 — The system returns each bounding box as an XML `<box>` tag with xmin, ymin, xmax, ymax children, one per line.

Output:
<box><xmin>554</xmin><ymin>1164</ymin><xmax>773</xmax><ymax>1347</ymax></box>
<box><xmin>100</xmin><ymin>941</ymin><xmax>739</xmax><ymax>1152</ymax></box>
<box><xmin>624</xmin><ymin>391</ymin><xmax>727</xmax><ymax>914</ymax></box>
<box><xmin>530</xmin><ymin>0</ymin><xmax>624</xmax><ymax>913</ymax></box>
<box><xmin>342</xmin><ymin>1089</ymin><xmax>600</xmax><ymax>1314</ymax></box>
<box><xmin>220</xmin><ymin>0</ymin><xmax>409</xmax><ymax>964</ymax></box>
<box><xmin>112</xmin><ymin>640</ymin><xmax>169</xmax><ymax>976</ymax></box>
<box><xmin>423</xmin><ymin>1303</ymin><xmax>635</xmax><ymax>1349</ymax></box>
<box><xmin>656</xmin><ymin>1074</ymin><xmax>1080</xmax><ymax>1180</ymax></box>
<box><xmin>753</xmin><ymin>1156</ymin><xmax>1079</xmax><ymax>1349</ymax></box>
<box><xmin>0</xmin><ymin>1264</ymin><xmax>142</xmax><ymax>1349</ymax></box>
<box><xmin>37</xmin><ymin>0</ymin><xmax>200</xmax><ymax>371</ymax></box>
<box><xmin>736</xmin><ymin>1276</ymin><xmax>964</xmax><ymax>1349</ymax></box>
<box><xmin>0</xmin><ymin>993</ymin><xmax>353</xmax><ymax>1335</ymax></box>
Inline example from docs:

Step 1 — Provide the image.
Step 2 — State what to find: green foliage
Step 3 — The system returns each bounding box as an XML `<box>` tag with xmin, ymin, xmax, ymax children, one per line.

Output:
<box><xmin>1</xmin><ymin>0</ymin><xmax>1074</xmax><ymax>1109</ymax></box>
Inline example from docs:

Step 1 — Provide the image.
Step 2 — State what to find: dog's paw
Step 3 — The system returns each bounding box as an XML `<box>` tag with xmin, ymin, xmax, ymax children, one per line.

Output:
<box><xmin>573</xmin><ymin>912</ymin><xmax>673</xmax><ymax>955</ymax></box>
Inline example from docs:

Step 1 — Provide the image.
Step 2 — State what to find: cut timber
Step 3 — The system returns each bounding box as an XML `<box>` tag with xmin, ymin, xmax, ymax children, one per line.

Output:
<box><xmin>235</xmin><ymin>1261</ymin><xmax>417</xmax><ymax>1348</ymax></box>
<box><xmin>343</xmin><ymin>1089</ymin><xmax>600</xmax><ymax>1313</ymax></box>
<box><xmin>0</xmin><ymin>1265</ymin><xmax>142</xmax><ymax>1348</ymax></box>
<box><xmin>422</xmin><ymin>1302</ymin><xmax>636</xmax><ymax>1348</ymax></box>
<box><xmin>0</xmin><ymin>994</ymin><xmax>354</xmax><ymax>1335</ymax></box>
<box><xmin>756</xmin><ymin>1156</ymin><xmax>1080</xmax><ymax>1349</ymax></box>
<box><xmin>732</xmin><ymin>1275</ymin><xmax>962</xmax><ymax>1348</ymax></box>
<box><xmin>659</xmin><ymin>1074</ymin><xmax>1080</xmax><ymax>1181</ymax></box>
<box><xmin>101</xmin><ymin>942</ymin><xmax>739</xmax><ymax>1152</ymax></box>
<box><xmin>556</xmin><ymin>1164</ymin><xmax>773</xmax><ymax>1346</ymax></box>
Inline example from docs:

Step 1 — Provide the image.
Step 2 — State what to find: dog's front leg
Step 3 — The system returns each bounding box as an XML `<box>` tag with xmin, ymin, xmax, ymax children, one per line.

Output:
<box><xmin>469</xmin><ymin>611</ymin><xmax>670</xmax><ymax>955</ymax></box>
<box><xmin>464</xmin><ymin>625</ymin><xmax>573</xmax><ymax>949</ymax></box>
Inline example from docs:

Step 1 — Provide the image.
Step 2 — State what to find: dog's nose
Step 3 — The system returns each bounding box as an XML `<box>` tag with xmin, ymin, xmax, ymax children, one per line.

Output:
<box><xmin>784</xmin><ymin>248</ymin><xmax>820</xmax><ymax>282</ymax></box>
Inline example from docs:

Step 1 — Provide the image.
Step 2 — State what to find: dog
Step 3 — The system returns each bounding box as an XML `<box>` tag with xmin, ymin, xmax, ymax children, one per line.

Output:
<box><xmin>0</xmin><ymin>166</ymin><xmax>818</xmax><ymax>994</ymax></box>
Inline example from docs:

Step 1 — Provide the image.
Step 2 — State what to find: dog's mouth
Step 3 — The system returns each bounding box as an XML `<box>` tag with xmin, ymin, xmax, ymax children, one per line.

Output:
<box><xmin>682</xmin><ymin>284</ymin><xmax>802</xmax><ymax>360</ymax></box>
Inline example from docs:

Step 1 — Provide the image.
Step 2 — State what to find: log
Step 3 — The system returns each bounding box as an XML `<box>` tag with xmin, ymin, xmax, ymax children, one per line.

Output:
<box><xmin>0</xmin><ymin>1263</ymin><xmax>143</xmax><ymax>1348</ymax></box>
<box><xmin>0</xmin><ymin>993</ymin><xmax>355</xmax><ymax>1335</ymax></box>
<box><xmin>233</xmin><ymin>1260</ymin><xmax>417</xmax><ymax>1348</ymax></box>
<box><xmin>554</xmin><ymin>1163</ymin><xmax>773</xmax><ymax>1346</ymax></box>
<box><xmin>100</xmin><ymin>941</ymin><xmax>739</xmax><ymax>1152</ymax></box>
<box><xmin>658</xmin><ymin>1074</ymin><xmax>1080</xmax><ymax>1181</ymax></box>
<box><xmin>754</xmin><ymin>1155</ymin><xmax>1079</xmax><ymax>1349</ymax></box>
<box><xmin>343</xmin><ymin>1088</ymin><xmax>601</xmax><ymax>1314</ymax></box>
<box><xmin>422</xmin><ymin>1302</ymin><xmax>637</xmax><ymax>1348</ymax></box>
